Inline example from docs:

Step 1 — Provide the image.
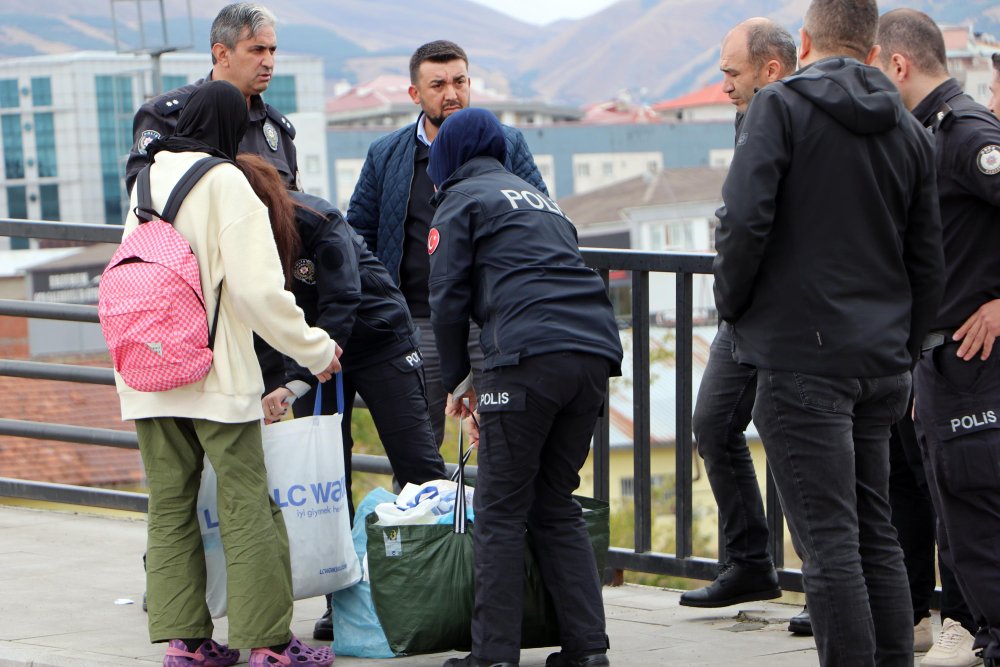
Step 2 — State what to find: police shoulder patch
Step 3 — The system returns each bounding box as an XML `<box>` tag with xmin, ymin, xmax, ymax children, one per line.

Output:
<box><xmin>427</xmin><ymin>228</ymin><xmax>440</xmax><ymax>255</ymax></box>
<box><xmin>977</xmin><ymin>145</ymin><xmax>1000</xmax><ymax>175</ymax></box>
<box><xmin>293</xmin><ymin>258</ymin><xmax>316</xmax><ymax>285</ymax></box>
<box><xmin>136</xmin><ymin>129</ymin><xmax>161</xmax><ymax>155</ymax></box>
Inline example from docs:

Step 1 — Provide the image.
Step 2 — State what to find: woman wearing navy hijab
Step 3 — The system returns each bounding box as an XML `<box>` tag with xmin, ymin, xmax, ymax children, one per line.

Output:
<box><xmin>427</xmin><ymin>108</ymin><xmax>623</xmax><ymax>667</ymax></box>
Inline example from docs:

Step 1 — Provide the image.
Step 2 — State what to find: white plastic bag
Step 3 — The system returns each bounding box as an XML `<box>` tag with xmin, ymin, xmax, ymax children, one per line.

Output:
<box><xmin>197</xmin><ymin>376</ymin><xmax>361</xmax><ymax>618</ymax></box>
<box><xmin>373</xmin><ymin>480</ymin><xmax>475</xmax><ymax>526</ymax></box>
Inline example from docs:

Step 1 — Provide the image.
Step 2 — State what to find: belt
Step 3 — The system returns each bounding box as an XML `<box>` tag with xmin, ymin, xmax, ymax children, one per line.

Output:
<box><xmin>922</xmin><ymin>329</ymin><xmax>956</xmax><ymax>352</ymax></box>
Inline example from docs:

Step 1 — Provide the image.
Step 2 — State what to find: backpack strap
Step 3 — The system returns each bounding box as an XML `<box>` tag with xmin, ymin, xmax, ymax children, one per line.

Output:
<box><xmin>134</xmin><ymin>166</ymin><xmax>158</xmax><ymax>223</ymax></box>
<box><xmin>162</xmin><ymin>156</ymin><xmax>231</xmax><ymax>222</ymax></box>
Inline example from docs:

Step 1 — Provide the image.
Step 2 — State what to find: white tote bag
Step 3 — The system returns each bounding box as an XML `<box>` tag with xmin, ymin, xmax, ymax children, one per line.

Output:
<box><xmin>197</xmin><ymin>374</ymin><xmax>361</xmax><ymax>618</ymax></box>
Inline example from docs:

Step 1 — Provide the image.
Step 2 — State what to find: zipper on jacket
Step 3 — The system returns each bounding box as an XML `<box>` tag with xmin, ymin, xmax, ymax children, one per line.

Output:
<box><xmin>394</xmin><ymin>140</ymin><xmax>419</xmax><ymax>283</ymax></box>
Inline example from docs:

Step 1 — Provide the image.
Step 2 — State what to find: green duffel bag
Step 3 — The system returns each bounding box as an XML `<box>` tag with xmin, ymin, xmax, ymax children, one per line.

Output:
<box><xmin>367</xmin><ymin>430</ymin><xmax>611</xmax><ymax>655</ymax></box>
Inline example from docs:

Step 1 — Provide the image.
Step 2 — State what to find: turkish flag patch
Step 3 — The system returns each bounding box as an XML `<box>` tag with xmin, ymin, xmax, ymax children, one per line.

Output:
<box><xmin>427</xmin><ymin>228</ymin><xmax>440</xmax><ymax>255</ymax></box>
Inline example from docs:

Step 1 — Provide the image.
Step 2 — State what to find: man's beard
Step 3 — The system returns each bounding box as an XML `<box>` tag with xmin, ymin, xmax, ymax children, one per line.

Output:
<box><xmin>425</xmin><ymin>102</ymin><xmax>466</xmax><ymax>128</ymax></box>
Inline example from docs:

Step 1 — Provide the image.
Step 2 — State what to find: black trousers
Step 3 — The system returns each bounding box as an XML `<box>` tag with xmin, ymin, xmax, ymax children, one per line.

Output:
<box><xmin>888</xmin><ymin>408</ymin><xmax>974</xmax><ymax>631</ymax></box>
<box><xmin>471</xmin><ymin>352</ymin><xmax>610</xmax><ymax>663</ymax></box>
<box><xmin>295</xmin><ymin>348</ymin><xmax>447</xmax><ymax>520</ymax></box>
<box><xmin>915</xmin><ymin>345</ymin><xmax>1000</xmax><ymax>658</ymax></box>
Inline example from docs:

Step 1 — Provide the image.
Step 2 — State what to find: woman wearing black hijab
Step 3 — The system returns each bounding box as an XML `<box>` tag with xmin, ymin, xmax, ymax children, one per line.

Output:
<box><xmin>115</xmin><ymin>80</ymin><xmax>339</xmax><ymax>667</ymax></box>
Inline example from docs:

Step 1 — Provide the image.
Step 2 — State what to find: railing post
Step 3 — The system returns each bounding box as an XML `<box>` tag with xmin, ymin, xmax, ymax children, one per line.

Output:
<box><xmin>631</xmin><ymin>270</ymin><xmax>652</xmax><ymax>554</ymax></box>
<box><xmin>675</xmin><ymin>271</ymin><xmax>694</xmax><ymax>559</ymax></box>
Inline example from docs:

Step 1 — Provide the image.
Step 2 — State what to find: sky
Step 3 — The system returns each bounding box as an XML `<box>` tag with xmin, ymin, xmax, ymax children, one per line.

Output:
<box><xmin>468</xmin><ymin>0</ymin><xmax>621</xmax><ymax>26</ymax></box>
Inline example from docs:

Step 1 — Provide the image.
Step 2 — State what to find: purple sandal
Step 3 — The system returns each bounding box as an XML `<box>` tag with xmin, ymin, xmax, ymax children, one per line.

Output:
<box><xmin>163</xmin><ymin>639</ymin><xmax>239</xmax><ymax>667</ymax></box>
<box><xmin>249</xmin><ymin>636</ymin><xmax>335</xmax><ymax>666</ymax></box>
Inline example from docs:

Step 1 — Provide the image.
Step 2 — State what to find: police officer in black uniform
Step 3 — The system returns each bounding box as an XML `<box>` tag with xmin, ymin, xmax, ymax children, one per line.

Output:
<box><xmin>124</xmin><ymin>3</ymin><xmax>298</xmax><ymax>193</ymax></box>
<box><xmin>427</xmin><ymin>109</ymin><xmax>623</xmax><ymax>667</ymax></box>
<box><xmin>878</xmin><ymin>10</ymin><xmax>1000</xmax><ymax>665</ymax></box>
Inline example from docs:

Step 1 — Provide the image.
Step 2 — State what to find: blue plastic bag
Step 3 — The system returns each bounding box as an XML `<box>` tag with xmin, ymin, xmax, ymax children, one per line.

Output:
<box><xmin>332</xmin><ymin>487</ymin><xmax>397</xmax><ymax>658</ymax></box>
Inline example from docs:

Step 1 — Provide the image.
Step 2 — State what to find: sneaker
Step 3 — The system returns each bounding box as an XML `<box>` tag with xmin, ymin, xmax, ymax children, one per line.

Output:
<box><xmin>914</xmin><ymin>616</ymin><xmax>933</xmax><ymax>653</ymax></box>
<box><xmin>249</xmin><ymin>636</ymin><xmax>334</xmax><ymax>667</ymax></box>
<box><xmin>163</xmin><ymin>639</ymin><xmax>239</xmax><ymax>667</ymax></box>
<box><xmin>921</xmin><ymin>618</ymin><xmax>979</xmax><ymax>667</ymax></box>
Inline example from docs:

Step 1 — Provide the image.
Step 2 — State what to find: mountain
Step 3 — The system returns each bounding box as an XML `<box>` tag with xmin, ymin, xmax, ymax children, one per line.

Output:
<box><xmin>1</xmin><ymin>0</ymin><xmax>998</xmax><ymax>105</ymax></box>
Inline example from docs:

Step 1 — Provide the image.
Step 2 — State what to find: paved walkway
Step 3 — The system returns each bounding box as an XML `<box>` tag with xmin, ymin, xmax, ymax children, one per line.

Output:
<box><xmin>0</xmin><ymin>504</ymin><xmax>873</xmax><ymax>666</ymax></box>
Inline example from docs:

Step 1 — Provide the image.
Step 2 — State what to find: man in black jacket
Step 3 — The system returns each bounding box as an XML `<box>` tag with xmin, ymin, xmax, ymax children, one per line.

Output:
<box><xmin>877</xmin><ymin>10</ymin><xmax>1000</xmax><ymax>666</ymax></box>
<box><xmin>683</xmin><ymin>16</ymin><xmax>797</xmax><ymax>613</ymax></box>
<box><xmin>428</xmin><ymin>108</ymin><xmax>623</xmax><ymax>667</ymax></box>
<box><xmin>713</xmin><ymin>0</ymin><xmax>944</xmax><ymax>664</ymax></box>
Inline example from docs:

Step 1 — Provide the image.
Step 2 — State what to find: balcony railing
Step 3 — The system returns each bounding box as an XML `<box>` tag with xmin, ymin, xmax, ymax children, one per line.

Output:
<box><xmin>0</xmin><ymin>217</ymin><xmax>802</xmax><ymax>592</ymax></box>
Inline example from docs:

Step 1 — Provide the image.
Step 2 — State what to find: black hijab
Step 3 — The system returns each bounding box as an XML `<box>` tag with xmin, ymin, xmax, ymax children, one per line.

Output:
<box><xmin>146</xmin><ymin>80</ymin><xmax>249</xmax><ymax>161</ymax></box>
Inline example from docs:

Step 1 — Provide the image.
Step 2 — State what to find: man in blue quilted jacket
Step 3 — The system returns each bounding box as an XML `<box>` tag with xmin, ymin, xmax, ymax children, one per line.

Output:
<box><xmin>346</xmin><ymin>39</ymin><xmax>548</xmax><ymax>448</ymax></box>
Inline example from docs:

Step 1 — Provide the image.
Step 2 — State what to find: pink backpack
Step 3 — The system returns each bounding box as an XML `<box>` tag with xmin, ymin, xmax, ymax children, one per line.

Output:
<box><xmin>99</xmin><ymin>157</ymin><xmax>228</xmax><ymax>392</ymax></box>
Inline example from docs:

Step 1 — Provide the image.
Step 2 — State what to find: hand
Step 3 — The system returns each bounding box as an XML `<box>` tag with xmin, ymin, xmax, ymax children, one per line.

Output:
<box><xmin>445</xmin><ymin>387</ymin><xmax>477</xmax><ymax>419</ymax></box>
<box><xmin>262</xmin><ymin>387</ymin><xmax>294</xmax><ymax>424</ymax></box>
<box><xmin>954</xmin><ymin>299</ymin><xmax>1000</xmax><ymax>361</ymax></box>
<box><xmin>315</xmin><ymin>343</ymin><xmax>343</xmax><ymax>383</ymax></box>
<box><xmin>465</xmin><ymin>411</ymin><xmax>481</xmax><ymax>448</ymax></box>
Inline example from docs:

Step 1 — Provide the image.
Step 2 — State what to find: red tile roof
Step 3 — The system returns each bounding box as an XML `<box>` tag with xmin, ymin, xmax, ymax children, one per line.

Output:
<box><xmin>653</xmin><ymin>81</ymin><xmax>731</xmax><ymax>111</ymax></box>
<box><xmin>0</xmin><ymin>352</ymin><xmax>142</xmax><ymax>488</ymax></box>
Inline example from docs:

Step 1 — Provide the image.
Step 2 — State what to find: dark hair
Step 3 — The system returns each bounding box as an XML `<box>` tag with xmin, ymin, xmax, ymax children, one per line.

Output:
<box><xmin>236</xmin><ymin>153</ymin><xmax>300</xmax><ymax>289</ymax></box>
<box><xmin>993</xmin><ymin>52</ymin><xmax>1000</xmax><ymax>74</ymax></box>
<box><xmin>210</xmin><ymin>3</ymin><xmax>276</xmax><ymax>65</ymax></box>
<box><xmin>746</xmin><ymin>22</ymin><xmax>798</xmax><ymax>75</ymax></box>
<box><xmin>409</xmin><ymin>40</ymin><xmax>468</xmax><ymax>84</ymax></box>
<box><xmin>804</xmin><ymin>0</ymin><xmax>879</xmax><ymax>61</ymax></box>
<box><xmin>876</xmin><ymin>9</ymin><xmax>948</xmax><ymax>75</ymax></box>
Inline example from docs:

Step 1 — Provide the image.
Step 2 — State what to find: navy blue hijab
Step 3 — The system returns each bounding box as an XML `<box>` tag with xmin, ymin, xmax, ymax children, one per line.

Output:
<box><xmin>427</xmin><ymin>108</ymin><xmax>507</xmax><ymax>187</ymax></box>
<box><xmin>147</xmin><ymin>80</ymin><xmax>249</xmax><ymax>161</ymax></box>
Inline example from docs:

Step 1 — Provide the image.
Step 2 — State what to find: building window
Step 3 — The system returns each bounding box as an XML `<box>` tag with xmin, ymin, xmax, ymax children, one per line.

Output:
<box><xmin>39</xmin><ymin>184</ymin><xmax>60</xmax><ymax>221</ymax></box>
<box><xmin>576</xmin><ymin>163</ymin><xmax>590</xmax><ymax>177</ymax></box>
<box><xmin>602</xmin><ymin>161</ymin><xmax>614</xmax><ymax>177</ymax></box>
<box><xmin>34</xmin><ymin>112</ymin><xmax>57</xmax><ymax>177</ymax></box>
<box><xmin>30</xmin><ymin>77</ymin><xmax>52</xmax><ymax>107</ymax></box>
<box><xmin>2</xmin><ymin>114</ymin><xmax>24</xmax><ymax>179</ymax></box>
<box><xmin>95</xmin><ymin>75</ymin><xmax>134</xmax><ymax>225</ymax></box>
<box><xmin>6</xmin><ymin>185</ymin><xmax>29</xmax><ymax>249</ymax></box>
<box><xmin>621</xmin><ymin>477</ymin><xmax>634</xmax><ymax>499</ymax></box>
<box><xmin>161</xmin><ymin>75</ymin><xmax>187</xmax><ymax>91</ymax></box>
<box><xmin>0</xmin><ymin>79</ymin><xmax>18</xmax><ymax>108</ymax></box>
<box><xmin>262</xmin><ymin>75</ymin><xmax>297</xmax><ymax>113</ymax></box>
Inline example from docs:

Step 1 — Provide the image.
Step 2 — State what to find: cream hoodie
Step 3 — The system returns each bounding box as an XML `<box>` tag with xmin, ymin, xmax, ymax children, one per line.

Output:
<box><xmin>114</xmin><ymin>151</ymin><xmax>336</xmax><ymax>423</ymax></box>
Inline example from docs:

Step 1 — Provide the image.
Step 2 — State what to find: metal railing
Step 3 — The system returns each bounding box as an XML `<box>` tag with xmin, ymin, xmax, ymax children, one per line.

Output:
<box><xmin>0</xmin><ymin>218</ymin><xmax>801</xmax><ymax>591</ymax></box>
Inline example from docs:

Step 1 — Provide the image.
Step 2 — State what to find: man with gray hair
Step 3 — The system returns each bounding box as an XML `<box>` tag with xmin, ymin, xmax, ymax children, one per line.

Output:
<box><xmin>714</xmin><ymin>0</ymin><xmax>944</xmax><ymax>662</ymax></box>
<box><xmin>124</xmin><ymin>2</ymin><xmax>298</xmax><ymax>192</ymax></box>
<box><xmin>682</xmin><ymin>17</ymin><xmax>796</xmax><ymax>612</ymax></box>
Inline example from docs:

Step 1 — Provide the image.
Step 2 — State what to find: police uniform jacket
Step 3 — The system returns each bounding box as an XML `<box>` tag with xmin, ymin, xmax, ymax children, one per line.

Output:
<box><xmin>714</xmin><ymin>56</ymin><xmax>944</xmax><ymax>377</ymax></box>
<box><xmin>346</xmin><ymin>115</ymin><xmax>547</xmax><ymax>283</ymax></box>
<box><xmin>278</xmin><ymin>192</ymin><xmax>420</xmax><ymax>388</ymax></box>
<box><xmin>125</xmin><ymin>75</ymin><xmax>298</xmax><ymax>193</ymax></box>
<box><xmin>913</xmin><ymin>78</ymin><xmax>1000</xmax><ymax>330</ymax></box>
<box><xmin>427</xmin><ymin>156</ymin><xmax>623</xmax><ymax>393</ymax></box>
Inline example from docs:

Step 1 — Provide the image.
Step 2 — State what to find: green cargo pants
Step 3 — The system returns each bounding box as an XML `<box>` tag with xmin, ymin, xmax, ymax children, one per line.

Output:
<box><xmin>136</xmin><ymin>417</ymin><xmax>293</xmax><ymax>648</ymax></box>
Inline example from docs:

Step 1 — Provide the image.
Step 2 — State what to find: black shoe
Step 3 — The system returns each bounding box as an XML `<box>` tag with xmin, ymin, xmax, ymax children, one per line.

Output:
<box><xmin>788</xmin><ymin>605</ymin><xmax>812</xmax><ymax>636</ymax></box>
<box><xmin>546</xmin><ymin>650</ymin><xmax>610</xmax><ymax>666</ymax></box>
<box><xmin>313</xmin><ymin>607</ymin><xmax>333</xmax><ymax>641</ymax></box>
<box><xmin>678</xmin><ymin>562</ymin><xmax>781</xmax><ymax>608</ymax></box>
<box><xmin>442</xmin><ymin>654</ymin><xmax>518</xmax><ymax>667</ymax></box>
